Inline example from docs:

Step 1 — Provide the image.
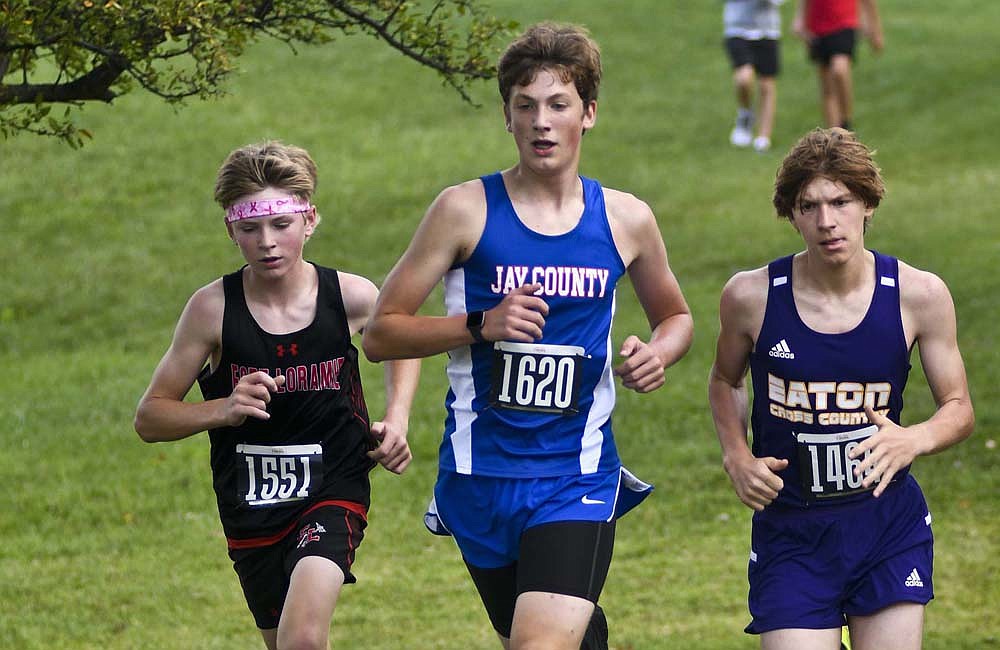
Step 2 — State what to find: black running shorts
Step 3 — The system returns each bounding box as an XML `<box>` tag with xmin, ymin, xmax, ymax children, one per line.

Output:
<box><xmin>725</xmin><ymin>37</ymin><xmax>781</xmax><ymax>77</ymax></box>
<box><xmin>465</xmin><ymin>520</ymin><xmax>615</xmax><ymax>637</ymax></box>
<box><xmin>228</xmin><ymin>503</ymin><xmax>367</xmax><ymax>629</ymax></box>
<box><xmin>809</xmin><ymin>28</ymin><xmax>857</xmax><ymax>65</ymax></box>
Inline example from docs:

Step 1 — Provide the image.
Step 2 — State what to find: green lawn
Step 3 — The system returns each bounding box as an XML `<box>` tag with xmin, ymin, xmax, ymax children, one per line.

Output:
<box><xmin>2</xmin><ymin>1</ymin><xmax>997</xmax><ymax>648</ymax></box>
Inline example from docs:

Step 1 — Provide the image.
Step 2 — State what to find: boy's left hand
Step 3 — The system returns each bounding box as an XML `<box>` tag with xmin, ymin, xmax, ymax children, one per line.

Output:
<box><xmin>848</xmin><ymin>406</ymin><xmax>921</xmax><ymax>497</ymax></box>
<box><xmin>614</xmin><ymin>335</ymin><xmax>665</xmax><ymax>393</ymax></box>
<box><xmin>368</xmin><ymin>420</ymin><xmax>412</xmax><ymax>474</ymax></box>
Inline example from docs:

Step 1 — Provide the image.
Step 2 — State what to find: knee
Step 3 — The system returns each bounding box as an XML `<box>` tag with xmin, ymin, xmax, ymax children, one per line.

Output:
<box><xmin>277</xmin><ymin>626</ymin><xmax>328</xmax><ymax>650</ymax></box>
<box><xmin>733</xmin><ymin>66</ymin><xmax>755</xmax><ymax>88</ymax></box>
<box><xmin>511</xmin><ymin>641</ymin><xmax>573</xmax><ymax>650</ymax></box>
<box><xmin>510</xmin><ymin>633</ymin><xmax>581</xmax><ymax>650</ymax></box>
<box><xmin>829</xmin><ymin>55</ymin><xmax>852</xmax><ymax>78</ymax></box>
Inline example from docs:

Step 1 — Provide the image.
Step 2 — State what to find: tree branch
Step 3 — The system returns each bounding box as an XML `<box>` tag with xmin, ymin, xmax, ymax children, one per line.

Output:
<box><xmin>327</xmin><ymin>0</ymin><xmax>491</xmax><ymax>79</ymax></box>
<box><xmin>0</xmin><ymin>56</ymin><xmax>127</xmax><ymax>103</ymax></box>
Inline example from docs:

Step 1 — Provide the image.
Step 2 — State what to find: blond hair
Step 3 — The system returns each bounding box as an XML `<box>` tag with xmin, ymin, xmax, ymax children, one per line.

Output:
<box><xmin>214</xmin><ymin>141</ymin><xmax>320</xmax><ymax>225</ymax></box>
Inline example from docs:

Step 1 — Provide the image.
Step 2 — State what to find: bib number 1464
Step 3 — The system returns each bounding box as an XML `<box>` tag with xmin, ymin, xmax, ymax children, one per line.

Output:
<box><xmin>796</xmin><ymin>425</ymin><xmax>879</xmax><ymax>499</ymax></box>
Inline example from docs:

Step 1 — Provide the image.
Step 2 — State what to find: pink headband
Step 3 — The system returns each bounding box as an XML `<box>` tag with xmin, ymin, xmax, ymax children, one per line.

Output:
<box><xmin>225</xmin><ymin>197</ymin><xmax>313</xmax><ymax>223</ymax></box>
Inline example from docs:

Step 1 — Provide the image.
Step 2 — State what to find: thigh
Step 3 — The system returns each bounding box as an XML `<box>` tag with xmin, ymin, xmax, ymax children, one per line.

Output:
<box><xmin>808</xmin><ymin>34</ymin><xmax>829</xmax><ymax>64</ymax></box>
<box><xmin>761</xmin><ymin>627</ymin><xmax>843</xmax><ymax>650</ymax></box>
<box><xmin>434</xmin><ymin>472</ymin><xmax>527</xmax><ymax>569</ymax></box>
<box><xmin>230</xmin><ymin>544</ymin><xmax>290</xmax><ymax>630</ymax></box>
<box><xmin>848</xmin><ymin>602</ymin><xmax>924</xmax><ymax>650</ymax></box>
<box><xmin>810</xmin><ymin>30</ymin><xmax>853</xmax><ymax>65</ymax></box>
<box><xmin>517</xmin><ymin>520</ymin><xmax>616</xmax><ymax>602</ymax></box>
<box><xmin>277</xmin><ymin>556</ymin><xmax>346</xmax><ymax>649</ymax></box>
<box><xmin>753</xmin><ymin>39</ymin><xmax>780</xmax><ymax>77</ymax></box>
<box><xmin>845</xmin><ymin>480</ymin><xmax>934</xmax><ymax>616</ymax></box>
<box><xmin>511</xmin><ymin>591</ymin><xmax>595</xmax><ymax>650</ymax></box>
<box><xmin>463</xmin><ymin>519</ymin><xmax>616</xmax><ymax>639</ymax></box>
<box><xmin>745</xmin><ymin>511</ymin><xmax>846</xmax><ymax>634</ymax></box>
<box><xmin>259</xmin><ymin>627</ymin><xmax>278</xmax><ymax>650</ymax></box>
<box><xmin>286</xmin><ymin>504</ymin><xmax>368</xmax><ymax>585</ymax></box>
<box><xmin>726</xmin><ymin>37</ymin><xmax>754</xmax><ymax>68</ymax></box>
<box><xmin>827</xmin><ymin>28</ymin><xmax>857</xmax><ymax>59</ymax></box>
<box><xmin>229</xmin><ymin>503</ymin><xmax>366</xmax><ymax>631</ymax></box>
<box><xmin>466</xmin><ymin>560</ymin><xmax>519</xmax><ymax>638</ymax></box>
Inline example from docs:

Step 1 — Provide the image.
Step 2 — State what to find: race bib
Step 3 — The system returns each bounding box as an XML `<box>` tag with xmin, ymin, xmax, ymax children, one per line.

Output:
<box><xmin>236</xmin><ymin>443</ymin><xmax>324</xmax><ymax>507</ymax></box>
<box><xmin>796</xmin><ymin>425</ymin><xmax>879</xmax><ymax>500</ymax></box>
<box><xmin>490</xmin><ymin>341</ymin><xmax>587</xmax><ymax>416</ymax></box>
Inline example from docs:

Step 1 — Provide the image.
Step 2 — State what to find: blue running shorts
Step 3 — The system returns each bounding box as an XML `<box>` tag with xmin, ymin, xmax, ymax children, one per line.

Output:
<box><xmin>425</xmin><ymin>466</ymin><xmax>652</xmax><ymax>569</ymax></box>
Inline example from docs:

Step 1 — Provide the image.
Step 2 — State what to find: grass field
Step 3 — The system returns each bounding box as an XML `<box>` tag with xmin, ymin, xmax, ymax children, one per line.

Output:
<box><xmin>2</xmin><ymin>1</ymin><xmax>998</xmax><ymax>648</ymax></box>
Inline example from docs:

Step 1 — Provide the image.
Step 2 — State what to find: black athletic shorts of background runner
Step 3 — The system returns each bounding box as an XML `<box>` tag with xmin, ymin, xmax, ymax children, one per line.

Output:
<box><xmin>725</xmin><ymin>37</ymin><xmax>781</xmax><ymax>77</ymax></box>
<box><xmin>809</xmin><ymin>28</ymin><xmax>857</xmax><ymax>65</ymax></box>
<box><xmin>228</xmin><ymin>503</ymin><xmax>367</xmax><ymax>629</ymax></box>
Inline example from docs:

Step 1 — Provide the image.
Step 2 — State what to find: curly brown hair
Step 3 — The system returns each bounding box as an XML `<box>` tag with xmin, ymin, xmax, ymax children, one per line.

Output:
<box><xmin>497</xmin><ymin>22</ymin><xmax>602</xmax><ymax>106</ymax></box>
<box><xmin>773</xmin><ymin>128</ymin><xmax>885</xmax><ymax>221</ymax></box>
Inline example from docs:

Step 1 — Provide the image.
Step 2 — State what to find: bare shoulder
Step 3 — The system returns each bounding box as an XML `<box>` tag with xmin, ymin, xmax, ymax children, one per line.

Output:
<box><xmin>602</xmin><ymin>186</ymin><xmax>656</xmax><ymax>230</ymax></box>
<box><xmin>720</xmin><ymin>266</ymin><xmax>770</xmax><ymax>331</ymax></box>
<box><xmin>186</xmin><ymin>278</ymin><xmax>225</xmax><ymax>323</ymax></box>
<box><xmin>336</xmin><ymin>271</ymin><xmax>380</xmax><ymax>335</ymax></box>
<box><xmin>898</xmin><ymin>260</ymin><xmax>953</xmax><ymax>308</ymax></box>
<box><xmin>602</xmin><ymin>187</ymin><xmax>661</xmax><ymax>266</ymax></box>
<box><xmin>898</xmin><ymin>260</ymin><xmax>956</xmax><ymax>338</ymax></box>
<box><xmin>426</xmin><ymin>179</ymin><xmax>487</xmax><ymax>228</ymax></box>
<box><xmin>172</xmin><ymin>278</ymin><xmax>225</xmax><ymax>349</ymax></box>
<box><xmin>416</xmin><ymin>178</ymin><xmax>488</xmax><ymax>263</ymax></box>
<box><xmin>338</xmin><ymin>271</ymin><xmax>379</xmax><ymax>312</ymax></box>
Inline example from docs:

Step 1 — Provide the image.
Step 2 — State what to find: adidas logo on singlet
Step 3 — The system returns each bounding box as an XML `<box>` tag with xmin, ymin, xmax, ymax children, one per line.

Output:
<box><xmin>904</xmin><ymin>569</ymin><xmax>924</xmax><ymax>588</ymax></box>
<box><xmin>769</xmin><ymin>339</ymin><xmax>795</xmax><ymax>359</ymax></box>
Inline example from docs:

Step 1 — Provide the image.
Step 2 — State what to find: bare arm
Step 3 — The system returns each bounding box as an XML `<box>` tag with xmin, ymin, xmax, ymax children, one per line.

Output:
<box><xmin>605</xmin><ymin>190</ymin><xmax>693</xmax><ymax>393</ymax></box>
<box><xmin>362</xmin><ymin>181</ymin><xmax>549</xmax><ymax>361</ymax></box>
<box><xmin>859</xmin><ymin>0</ymin><xmax>884</xmax><ymax>52</ymax></box>
<box><xmin>362</xmin><ymin>182</ymin><xmax>485</xmax><ymax>361</ymax></box>
<box><xmin>342</xmin><ymin>271</ymin><xmax>421</xmax><ymax>474</ymax></box>
<box><xmin>708</xmin><ymin>270</ymin><xmax>789</xmax><ymax>510</ymax></box>
<box><xmin>367</xmin><ymin>356</ymin><xmax>421</xmax><ymax>474</ymax></box>
<box><xmin>133</xmin><ymin>282</ymin><xmax>284</xmax><ymax>442</ymax></box>
<box><xmin>849</xmin><ymin>266</ymin><xmax>974</xmax><ymax>495</ymax></box>
<box><xmin>792</xmin><ymin>0</ymin><xmax>811</xmax><ymax>41</ymax></box>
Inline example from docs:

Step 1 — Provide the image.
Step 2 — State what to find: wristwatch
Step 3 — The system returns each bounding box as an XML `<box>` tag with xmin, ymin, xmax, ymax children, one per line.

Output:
<box><xmin>466</xmin><ymin>310</ymin><xmax>487</xmax><ymax>343</ymax></box>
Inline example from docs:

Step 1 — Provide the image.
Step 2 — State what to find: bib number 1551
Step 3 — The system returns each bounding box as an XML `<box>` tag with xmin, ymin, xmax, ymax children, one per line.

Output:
<box><xmin>236</xmin><ymin>443</ymin><xmax>324</xmax><ymax>507</ymax></box>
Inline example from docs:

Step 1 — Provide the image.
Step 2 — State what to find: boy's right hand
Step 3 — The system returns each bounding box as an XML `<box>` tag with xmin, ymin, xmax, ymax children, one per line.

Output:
<box><xmin>483</xmin><ymin>283</ymin><xmax>549</xmax><ymax>343</ymax></box>
<box><xmin>225</xmin><ymin>371</ymin><xmax>286</xmax><ymax>425</ymax></box>
<box><xmin>724</xmin><ymin>454</ymin><xmax>788</xmax><ymax>511</ymax></box>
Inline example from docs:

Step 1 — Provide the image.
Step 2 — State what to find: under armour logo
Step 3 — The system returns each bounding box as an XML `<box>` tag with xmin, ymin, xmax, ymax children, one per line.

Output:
<box><xmin>276</xmin><ymin>343</ymin><xmax>299</xmax><ymax>357</ymax></box>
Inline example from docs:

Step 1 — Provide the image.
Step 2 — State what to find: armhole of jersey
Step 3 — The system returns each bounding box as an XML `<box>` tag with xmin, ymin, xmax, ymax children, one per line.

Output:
<box><xmin>200</xmin><ymin>271</ymin><xmax>238</xmax><ymax>382</ymax></box>
<box><xmin>754</xmin><ymin>256</ymin><xmax>792</xmax><ymax>354</ymax></box>
<box><xmin>591</xmin><ymin>179</ymin><xmax>627</xmax><ymax>275</ymax></box>
<box><xmin>323</xmin><ymin>266</ymin><xmax>353</xmax><ymax>339</ymax></box>
<box><xmin>873</xmin><ymin>251</ymin><xmax>909</xmax><ymax>357</ymax></box>
<box><xmin>448</xmin><ymin>175</ymin><xmax>494</xmax><ymax>272</ymax></box>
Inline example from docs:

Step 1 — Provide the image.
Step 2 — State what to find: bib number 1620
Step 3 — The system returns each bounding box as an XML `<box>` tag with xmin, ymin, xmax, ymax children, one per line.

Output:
<box><xmin>490</xmin><ymin>341</ymin><xmax>586</xmax><ymax>416</ymax></box>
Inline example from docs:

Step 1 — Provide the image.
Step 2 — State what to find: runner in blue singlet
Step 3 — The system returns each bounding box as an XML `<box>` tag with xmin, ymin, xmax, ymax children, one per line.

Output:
<box><xmin>364</xmin><ymin>23</ymin><xmax>693</xmax><ymax>650</ymax></box>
